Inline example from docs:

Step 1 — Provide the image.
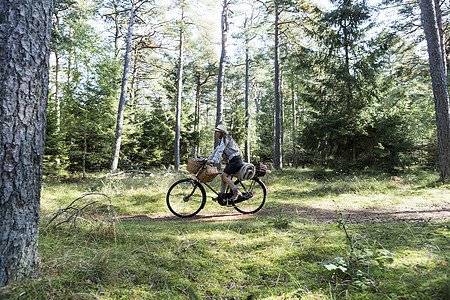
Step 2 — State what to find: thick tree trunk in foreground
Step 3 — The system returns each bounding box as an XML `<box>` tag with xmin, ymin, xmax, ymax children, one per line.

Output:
<box><xmin>0</xmin><ymin>0</ymin><xmax>52</xmax><ymax>287</ymax></box>
<box><xmin>420</xmin><ymin>0</ymin><xmax>450</xmax><ymax>181</ymax></box>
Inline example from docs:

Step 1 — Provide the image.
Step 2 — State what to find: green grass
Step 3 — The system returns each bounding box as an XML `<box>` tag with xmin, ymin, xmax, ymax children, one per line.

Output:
<box><xmin>1</xmin><ymin>168</ymin><xmax>449</xmax><ymax>299</ymax></box>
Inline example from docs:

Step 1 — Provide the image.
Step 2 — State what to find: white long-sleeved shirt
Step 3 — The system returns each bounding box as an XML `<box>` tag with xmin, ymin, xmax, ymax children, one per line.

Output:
<box><xmin>208</xmin><ymin>135</ymin><xmax>241</xmax><ymax>164</ymax></box>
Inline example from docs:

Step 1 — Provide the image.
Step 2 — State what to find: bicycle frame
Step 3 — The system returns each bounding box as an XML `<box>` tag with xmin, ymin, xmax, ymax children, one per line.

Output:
<box><xmin>201</xmin><ymin>173</ymin><xmax>258</xmax><ymax>201</ymax></box>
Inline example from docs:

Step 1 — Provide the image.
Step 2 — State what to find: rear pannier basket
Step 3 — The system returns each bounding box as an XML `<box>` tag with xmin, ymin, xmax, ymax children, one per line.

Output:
<box><xmin>187</xmin><ymin>158</ymin><xmax>203</xmax><ymax>174</ymax></box>
<box><xmin>197</xmin><ymin>166</ymin><xmax>219</xmax><ymax>183</ymax></box>
<box><xmin>255</xmin><ymin>162</ymin><xmax>267</xmax><ymax>177</ymax></box>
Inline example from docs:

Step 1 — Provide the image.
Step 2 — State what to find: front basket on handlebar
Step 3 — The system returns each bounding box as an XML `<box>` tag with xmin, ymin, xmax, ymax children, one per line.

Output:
<box><xmin>187</xmin><ymin>157</ymin><xmax>203</xmax><ymax>174</ymax></box>
<box><xmin>187</xmin><ymin>157</ymin><xmax>219</xmax><ymax>183</ymax></box>
<box><xmin>197</xmin><ymin>166</ymin><xmax>219</xmax><ymax>183</ymax></box>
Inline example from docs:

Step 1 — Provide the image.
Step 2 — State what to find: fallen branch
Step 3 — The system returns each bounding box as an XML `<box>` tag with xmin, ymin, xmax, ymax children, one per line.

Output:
<box><xmin>46</xmin><ymin>193</ymin><xmax>114</xmax><ymax>231</ymax></box>
<box><xmin>182</xmin><ymin>240</ymin><xmax>199</xmax><ymax>252</ymax></box>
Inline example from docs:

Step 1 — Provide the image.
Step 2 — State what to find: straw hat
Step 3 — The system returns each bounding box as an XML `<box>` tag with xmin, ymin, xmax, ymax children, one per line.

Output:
<box><xmin>215</xmin><ymin>124</ymin><xmax>227</xmax><ymax>134</ymax></box>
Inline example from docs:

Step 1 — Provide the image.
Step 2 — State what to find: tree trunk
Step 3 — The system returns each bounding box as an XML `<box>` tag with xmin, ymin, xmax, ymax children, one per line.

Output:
<box><xmin>174</xmin><ymin>6</ymin><xmax>185</xmax><ymax>171</ymax></box>
<box><xmin>194</xmin><ymin>77</ymin><xmax>201</xmax><ymax>157</ymax></box>
<box><xmin>0</xmin><ymin>0</ymin><xmax>52</xmax><ymax>288</ymax></box>
<box><xmin>111</xmin><ymin>1</ymin><xmax>135</xmax><ymax>174</ymax></box>
<box><xmin>53</xmin><ymin>10</ymin><xmax>61</xmax><ymax>134</ymax></box>
<box><xmin>129</xmin><ymin>43</ymin><xmax>140</xmax><ymax>125</ymax></box>
<box><xmin>216</xmin><ymin>0</ymin><xmax>229</xmax><ymax>147</ymax></box>
<box><xmin>83</xmin><ymin>106</ymin><xmax>88</xmax><ymax>178</ymax></box>
<box><xmin>434</xmin><ymin>0</ymin><xmax>447</xmax><ymax>76</ymax></box>
<box><xmin>291</xmin><ymin>75</ymin><xmax>297</xmax><ymax>168</ymax></box>
<box><xmin>245</xmin><ymin>38</ymin><xmax>251</xmax><ymax>163</ymax></box>
<box><xmin>420</xmin><ymin>0</ymin><xmax>450</xmax><ymax>181</ymax></box>
<box><xmin>193</xmin><ymin>69</ymin><xmax>214</xmax><ymax>157</ymax></box>
<box><xmin>112</xmin><ymin>0</ymin><xmax>121</xmax><ymax>59</ymax></box>
<box><xmin>273</xmin><ymin>0</ymin><xmax>282</xmax><ymax>170</ymax></box>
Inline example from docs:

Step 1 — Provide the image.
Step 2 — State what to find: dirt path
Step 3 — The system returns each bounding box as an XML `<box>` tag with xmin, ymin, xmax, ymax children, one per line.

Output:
<box><xmin>118</xmin><ymin>202</ymin><xmax>450</xmax><ymax>224</ymax></box>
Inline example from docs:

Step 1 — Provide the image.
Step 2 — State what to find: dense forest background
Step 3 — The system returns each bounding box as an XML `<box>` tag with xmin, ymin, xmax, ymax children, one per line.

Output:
<box><xmin>45</xmin><ymin>0</ymin><xmax>450</xmax><ymax>175</ymax></box>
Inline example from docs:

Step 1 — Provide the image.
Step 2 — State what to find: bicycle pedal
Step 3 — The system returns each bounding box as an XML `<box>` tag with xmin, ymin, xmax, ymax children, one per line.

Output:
<box><xmin>225</xmin><ymin>201</ymin><xmax>237</xmax><ymax>208</ymax></box>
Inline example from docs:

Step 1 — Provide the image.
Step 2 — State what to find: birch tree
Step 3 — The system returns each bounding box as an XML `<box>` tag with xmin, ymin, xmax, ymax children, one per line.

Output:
<box><xmin>111</xmin><ymin>0</ymin><xmax>136</xmax><ymax>173</ymax></box>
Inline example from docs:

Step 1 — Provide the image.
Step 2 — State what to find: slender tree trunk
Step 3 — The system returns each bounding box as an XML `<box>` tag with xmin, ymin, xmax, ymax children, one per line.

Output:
<box><xmin>53</xmin><ymin>11</ymin><xmax>61</xmax><ymax>134</ymax></box>
<box><xmin>0</xmin><ymin>0</ymin><xmax>52</xmax><ymax>288</ymax></box>
<box><xmin>273</xmin><ymin>0</ymin><xmax>282</xmax><ymax>170</ymax></box>
<box><xmin>434</xmin><ymin>0</ymin><xmax>447</xmax><ymax>75</ymax></box>
<box><xmin>129</xmin><ymin>45</ymin><xmax>140</xmax><ymax>124</ymax></box>
<box><xmin>194</xmin><ymin>77</ymin><xmax>201</xmax><ymax>157</ymax></box>
<box><xmin>113</xmin><ymin>0</ymin><xmax>121</xmax><ymax>58</ymax></box>
<box><xmin>67</xmin><ymin>29</ymin><xmax>72</xmax><ymax>85</ymax></box>
<box><xmin>421</xmin><ymin>0</ymin><xmax>450</xmax><ymax>181</ymax></box>
<box><xmin>343</xmin><ymin>22</ymin><xmax>352</xmax><ymax>109</ymax></box>
<box><xmin>83</xmin><ymin>106</ymin><xmax>88</xmax><ymax>178</ymax></box>
<box><xmin>245</xmin><ymin>38</ymin><xmax>251</xmax><ymax>163</ymax></box>
<box><xmin>216</xmin><ymin>0</ymin><xmax>228</xmax><ymax>147</ymax></box>
<box><xmin>193</xmin><ymin>70</ymin><xmax>214</xmax><ymax>157</ymax></box>
<box><xmin>55</xmin><ymin>52</ymin><xmax>61</xmax><ymax>132</ymax></box>
<box><xmin>281</xmin><ymin>74</ymin><xmax>285</xmax><ymax>165</ymax></box>
<box><xmin>291</xmin><ymin>75</ymin><xmax>297</xmax><ymax>168</ymax></box>
<box><xmin>174</xmin><ymin>6</ymin><xmax>185</xmax><ymax>171</ymax></box>
<box><xmin>111</xmin><ymin>1</ymin><xmax>135</xmax><ymax>174</ymax></box>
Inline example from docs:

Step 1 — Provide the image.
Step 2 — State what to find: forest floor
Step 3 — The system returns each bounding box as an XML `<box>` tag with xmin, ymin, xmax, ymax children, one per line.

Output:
<box><xmin>4</xmin><ymin>169</ymin><xmax>447</xmax><ymax>299</ymax></box>
<box><xmin>118</xmin><ymin>200</ymin><xmax>450</xmax><ymax>224</ymax></box>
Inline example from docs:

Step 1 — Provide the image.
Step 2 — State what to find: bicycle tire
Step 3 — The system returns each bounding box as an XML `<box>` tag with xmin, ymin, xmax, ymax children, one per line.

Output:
<box><xmin>166</xmin><ymin>178</ymin><xmax>206</xmax><ymax>217</ymax></box>
<box><xmin>233</xmin><ymin>178</ymin><xmax>266</xmax><ymax>214</ymax></box>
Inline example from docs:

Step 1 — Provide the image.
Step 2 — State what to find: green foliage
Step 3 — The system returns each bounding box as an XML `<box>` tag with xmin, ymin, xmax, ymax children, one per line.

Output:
<box><xmin>268</xmin><ymin>209</ymin><xmax>291</xmax><ymax>229</ymax></box>
<box><xmin>46</xmin><ymin>1</ymin><xmax>121</xmax><ymax>174</ymax></box>
<box><xmin>46</xmin><ymin>0</ymin><xmax>441</xmax><ymax>174</ymax></box>
<box><xmin>295</xmin><ymin>3</ymin><xmax>436</xmax><ymax>171</ymax></box>
<box><xmin>323</xmin><ymin>210</ymin><xmax>396</xmax><ymax>291</ymax></box>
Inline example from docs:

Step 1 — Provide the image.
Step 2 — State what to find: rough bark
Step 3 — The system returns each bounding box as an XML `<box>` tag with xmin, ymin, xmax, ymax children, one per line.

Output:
<box><xmin>433</xmin><ymin>0</ymin><xmax>447</xmax><ymax>75</ymax></box>
<box><xmin>111</xmin><ymin>1</ymin><xmax>135</xmax><ymax>174</ymax></box>
<box><xmin>0</xmin><ymin>0</ymin><xmax>52</xmax><ymax>287</ymax></box>
<box><xmin>420</xmin><ymin>0</ymin><xmax>450</xmax><ymax>181</ymax></box>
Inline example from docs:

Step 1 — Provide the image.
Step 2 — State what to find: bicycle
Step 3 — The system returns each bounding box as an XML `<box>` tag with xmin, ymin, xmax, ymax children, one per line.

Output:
<box><xmin>166</xmin><ymin>160</ymin><xmax>267</xmax><ymax>218</ymax></box>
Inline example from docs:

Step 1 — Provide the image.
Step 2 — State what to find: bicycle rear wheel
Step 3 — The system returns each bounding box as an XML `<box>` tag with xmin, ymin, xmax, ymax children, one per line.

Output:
<box><xmin>166</xmin><ymin>179</ymin><xmax>206</xmax><ymax>217</ymax></box>
<box><xmin>233</xmin><ymin>178</ymin><xmax>266</xmax><ymax>214</ymax></box>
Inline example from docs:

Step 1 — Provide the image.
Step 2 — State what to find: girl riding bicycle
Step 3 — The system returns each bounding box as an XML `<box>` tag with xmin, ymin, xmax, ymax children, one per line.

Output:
<box><xmin>207</xmin><ymin>124</ymin><xmax>243</xmax><ymax>201</ymax></box>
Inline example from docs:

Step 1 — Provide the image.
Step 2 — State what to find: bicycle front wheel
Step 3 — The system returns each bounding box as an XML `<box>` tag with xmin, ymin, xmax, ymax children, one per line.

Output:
<box><xmin>166</xmin><ymin>179</ymin><xmax>206</xmax><ymax>217</ymax></box>
<box><xmin>233</xmin><ymin>178</ymin><xmax>266</xmax><ymax>214</ymax></box>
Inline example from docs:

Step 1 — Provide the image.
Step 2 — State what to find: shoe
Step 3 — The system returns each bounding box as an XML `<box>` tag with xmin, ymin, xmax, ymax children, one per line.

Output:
<box><xmin>212</xmin><ymin>193</ymin><xmax>224</xmax><ymax>201</ymax></box>
<box><xmin>230</xmin><ymin>189</ymin><xmax>242</xmax><ymax>201</ymax></box>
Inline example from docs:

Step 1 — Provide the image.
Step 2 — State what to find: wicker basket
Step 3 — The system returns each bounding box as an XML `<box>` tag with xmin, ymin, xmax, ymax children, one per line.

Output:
<box><xmin>187</xmin><ymin>158</ymin><xmax>203</xmax><ymax>174</ymax></box>
<box><xmin>197</xmin><ymin>166</ymin><xmax>219</xmax><ymax>183</ymax></box>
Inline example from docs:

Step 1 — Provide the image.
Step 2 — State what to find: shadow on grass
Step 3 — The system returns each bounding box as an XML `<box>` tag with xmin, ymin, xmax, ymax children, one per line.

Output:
<box><xmin>117</xmin><ymin>203</ymin><xmax>450</xmax><ymax>224</ymax></box>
